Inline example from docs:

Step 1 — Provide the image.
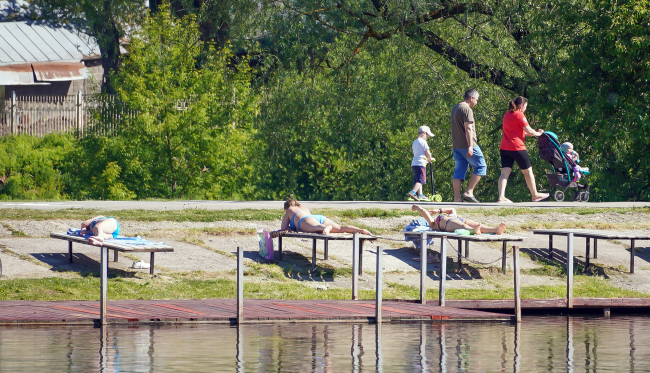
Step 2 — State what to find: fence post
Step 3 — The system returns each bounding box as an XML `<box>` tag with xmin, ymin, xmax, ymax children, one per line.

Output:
<box><xmin>237</xmin><ymin>246</ymin><xmax>243</xmax><ymax>323</ymax></box>
<box><xmin>513</xmin><ymin>246</ymin><xmax>521</xmax><ymax>322</ymax></box>
<box><xmin>76</xmin><ymin>91</ymin><xmax>84</xmax><ymax>136</ymax></box>
<box><xmin>10</xmin><ymin>91</ymin><xmax>16</xmax><ymax>134</ymax></box>
<box><xmin>375</xmin><ymin>245</ymin><xmax>382</xmax><ymax>324</ymax></box>
<box><xmin>439</xmin><ymin>238</ymin><xmax>447</xmax><ymax>307</ymax></box>
<box><xmin>352</xmin><ymin>232</ymin><xmax>359</xmax><ymax>300</ymax></box>
<box><xmin>567</xmin><ymin>233</ymin><xmax>573</xmax><ymax>308</ymax></box>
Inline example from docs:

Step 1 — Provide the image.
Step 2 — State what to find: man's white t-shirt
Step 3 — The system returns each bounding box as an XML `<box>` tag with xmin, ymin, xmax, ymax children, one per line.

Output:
<box><xmin>411</xmin><ymin>138</ymin><xmax>430</xmax><ymax>167</ymax></box>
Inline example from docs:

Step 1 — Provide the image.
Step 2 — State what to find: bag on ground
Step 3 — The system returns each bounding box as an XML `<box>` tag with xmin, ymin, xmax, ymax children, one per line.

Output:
<box><xmin>257</xmin><ymin>230</ymin><xmax>274</xmax><ymax>260</ymax></box>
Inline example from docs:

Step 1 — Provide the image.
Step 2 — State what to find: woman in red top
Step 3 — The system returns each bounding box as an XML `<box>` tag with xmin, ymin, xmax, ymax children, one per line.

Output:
<box><xmin>497</xmin><ymin>96</ymin><xmax>549</xmax><ymax>202</ymax></box>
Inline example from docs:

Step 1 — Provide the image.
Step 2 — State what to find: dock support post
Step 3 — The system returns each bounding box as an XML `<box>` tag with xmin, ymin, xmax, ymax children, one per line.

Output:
<box><xmin>68</xmin><ymin>241</ymin><xmax>73</xmax><ymax>263</ymax></box>
<box><xmin>567</xmin><ymin>233</ymin><xmax>574</xmax><ymax>308</ymax></box>
<box><xmin>502</xmin><ymin>241</ymin><xmax>507</xmax><ymax>274</ymax></box>
<box><xmin>439</xmin><ymin>238</ymin><xmax>447</xmax><ymax>307</ymax></box>
<box><xmin>420</xmin><ymin>232</ymin><xmax>427</xmax><ymax>304</ymax></box>
<box><xmin>513</xmin><ymin>246</ymin><xmax>521</xmax><ymax>322</ymax></box>
<box><xmin>352</xmin><ymin>233</ymin><xmax>359</xmax><ymax>300</ymax></box>
<box><xmin>604</xmin><ymin>307</ymin><xmax>611</xmax><ymax>317</ymax></box>
<box><xmin>100</xmin><ymin>245</ymin><xmax>107</xmax><ymax>325</ymax></box>
<box><xmin>631</xmin><ymin>239</ymin><xmax>635</xmax><ymax>274</ymax></box>
<box><xmin>375</xmin><ymin>245</ymin><xmax>382</xmax><ymax>324</ymax></box>
<box><xmin>237</xmin><ymin>246</ymin><xmax>243</xmax><ymax>323</ymax></box>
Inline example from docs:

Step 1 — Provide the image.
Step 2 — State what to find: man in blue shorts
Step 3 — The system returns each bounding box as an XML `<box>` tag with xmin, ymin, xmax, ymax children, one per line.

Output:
<box><xmin>450</xmin><ymin>89</ymin><xmax>486</xmax><ymax>203</ymax></box>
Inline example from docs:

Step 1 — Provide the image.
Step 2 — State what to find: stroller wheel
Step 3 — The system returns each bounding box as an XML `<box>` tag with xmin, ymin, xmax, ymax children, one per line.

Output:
<box><xmin>580</xmin><ymin>191</ymin><xmax>589</xmax><ymax>202</ymax></box>
<box><xmin>553</xmin><ymin>190</ymin><xmax>565</xmax><ymax>202</ymax></box>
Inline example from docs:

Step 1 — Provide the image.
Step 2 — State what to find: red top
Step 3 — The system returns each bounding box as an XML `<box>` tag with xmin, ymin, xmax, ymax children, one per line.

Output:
<box><xmin>500</xmin><ymin>111</ymin><xmax>529</xmax><ymax>151</ymax></box>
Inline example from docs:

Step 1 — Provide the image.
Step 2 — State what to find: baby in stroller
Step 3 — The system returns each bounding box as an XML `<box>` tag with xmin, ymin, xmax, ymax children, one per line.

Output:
<box><xmin>538</xmin><ymin>132</ymin><xmax>590</xmax><ymax>202</ymax></box>
<box><xmin>560</xmin><ymin>142</ymin><xmax>589</xmax><ymax>181</ymax></box>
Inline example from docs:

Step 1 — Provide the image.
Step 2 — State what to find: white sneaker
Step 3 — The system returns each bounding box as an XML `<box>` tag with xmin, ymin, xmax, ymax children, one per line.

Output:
<box><xmin>132</xmin><ymin>260</ymin><xmax>151</xmax><ymax>269</ymax></box>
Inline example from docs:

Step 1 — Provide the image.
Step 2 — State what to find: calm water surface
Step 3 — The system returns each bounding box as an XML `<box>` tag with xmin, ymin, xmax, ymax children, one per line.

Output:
<box><xmin>1</xmin><ymin>316</ymin><xmax>649</xmax><ymax>372</ymax></box>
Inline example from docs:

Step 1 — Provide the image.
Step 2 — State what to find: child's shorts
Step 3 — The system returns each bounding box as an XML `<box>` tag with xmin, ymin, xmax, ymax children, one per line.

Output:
<box><xmin>412</xmin><ymin>166</ymin><xmax>426</xmax><ymax>185</ymax></box>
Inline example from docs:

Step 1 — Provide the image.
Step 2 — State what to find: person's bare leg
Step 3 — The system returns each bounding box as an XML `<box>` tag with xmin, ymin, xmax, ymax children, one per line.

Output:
<box><xmin>463</xmin><ymin>219</ymin><xmax>507</xmax><ymax>235</ymax></box>
<box><xmin>497</xmin><ymin>167</ymin><xmax>512</xmax><ymax>202</ymax></box>
<box><xmin>522</xmin><ymin>167</ymin><xmax>548</xmax><ymax>200</ymax></box>
<box><xmin>464</xmin><ymin>174</ymin><xmax>481</xmax><ymax>198</ymax></box>
<box><xmin>442</xmin><ymin>219</ymin><xmax>479</xmax><ymax>235</ymax></box>
<box><xmin>453</xmin><ymin>179</ymin><xmax>463</xmax><ymax>202</ymax></box>
<box><xmin>323</xmin><ymin>219</ymin><xmax>370</xmax><ymax>235</ymax></box>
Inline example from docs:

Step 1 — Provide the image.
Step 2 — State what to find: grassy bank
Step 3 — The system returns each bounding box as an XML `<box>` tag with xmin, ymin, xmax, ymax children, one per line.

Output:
<box><xmin>1</xmin><ymin>273</ymin><xmax>647</xmax><ymax>302</ymax></box>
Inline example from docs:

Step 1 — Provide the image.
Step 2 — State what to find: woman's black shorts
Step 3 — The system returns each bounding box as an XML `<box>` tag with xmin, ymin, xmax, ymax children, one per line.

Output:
<box><xmin>500</xmin><ymin>149</ymin><xmax>532</xmax><ymax>170</ymax></box>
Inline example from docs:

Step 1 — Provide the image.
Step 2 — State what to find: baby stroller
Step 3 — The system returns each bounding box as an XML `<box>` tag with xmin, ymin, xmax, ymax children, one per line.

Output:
<box><xmin>537</xmin><ymin>132</ymin><xmax>591</xmax><ymax>202</ymax></box>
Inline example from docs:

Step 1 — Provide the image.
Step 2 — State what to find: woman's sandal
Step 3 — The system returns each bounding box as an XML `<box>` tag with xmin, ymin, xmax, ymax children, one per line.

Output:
<box><xmin>532</xmin><ymin>193</ymin><xmax>550</xmax><ymax>202</ymax></box>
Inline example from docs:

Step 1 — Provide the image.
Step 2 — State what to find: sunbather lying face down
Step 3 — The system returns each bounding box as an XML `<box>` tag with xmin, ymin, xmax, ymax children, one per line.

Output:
<box><xmin>80</xmin><ymin>216</ymin><xmax>120</xmax><ymax>245</ymax></box>
<box><xmin>280</xmin><ymin>198</ymin><xmax>372</xmax><ymax>235</ymax></box>
<box><xmin>412</xmin><ymin>205</ymin><xmax>506</xmax><ymax>235</ymax></box>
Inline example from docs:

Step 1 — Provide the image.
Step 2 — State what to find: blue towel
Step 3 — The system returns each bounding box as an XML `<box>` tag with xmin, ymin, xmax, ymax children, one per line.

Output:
<box><xmin>66</xmin><ymin>228</ymin><xmax>165</xmax><ymax>246</ymax></box>
<box><xmin>403</xmin><ymin>219</ymin><xmax>435</xmax><ymax>249</ymax></box>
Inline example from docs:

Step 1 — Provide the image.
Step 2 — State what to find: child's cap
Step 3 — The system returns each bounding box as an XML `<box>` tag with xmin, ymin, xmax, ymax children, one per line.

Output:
<box><xmin>418</xmin><ymin>126</ymin><xmax>434</xmax><ymax>137</ymax></box>
<box><xmin>560</xmin><ymin>142</ymin><xmax>573</xmax><ymax>152</ymax></box>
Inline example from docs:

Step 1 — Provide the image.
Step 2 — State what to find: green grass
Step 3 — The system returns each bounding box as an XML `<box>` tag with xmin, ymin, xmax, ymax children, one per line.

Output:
<box><xmin>1</xmin><ymin>274</ymin><xmax>647</xmax><ymax>302</ymax></box>
<box><xmin>1</xmin><ymin>206</ymin><xmax>648</xmax><ymax>223</ymax></box>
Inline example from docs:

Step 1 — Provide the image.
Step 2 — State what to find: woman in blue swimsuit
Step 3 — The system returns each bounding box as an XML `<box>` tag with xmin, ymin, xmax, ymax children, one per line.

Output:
<box><xmin>80</xmin><ymin>216</ymin><xmax>120</xmax><ymax>245</ymax></box>
<box><xmin>281</xmin><ymin>199</ymin><xmax>372</xmax><ymax>235</ymax></box>
<box><xmin>412</xmin><ymin>205</ymin><xmax>506</xmax><ymax>235</ymax></box>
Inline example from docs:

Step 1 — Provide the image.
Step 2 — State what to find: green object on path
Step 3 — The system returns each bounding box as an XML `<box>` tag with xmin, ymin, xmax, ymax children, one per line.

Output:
<box><xmin>454</xmin><ymin>229</ymin><xmax>471</xmax><ymax>235</ymax></box>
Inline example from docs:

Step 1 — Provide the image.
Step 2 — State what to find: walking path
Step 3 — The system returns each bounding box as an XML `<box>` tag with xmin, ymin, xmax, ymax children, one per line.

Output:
<box><xmin>0</xmin><ymin>200</ymin><xmax>648</xmax><ymax>211</ymax></box>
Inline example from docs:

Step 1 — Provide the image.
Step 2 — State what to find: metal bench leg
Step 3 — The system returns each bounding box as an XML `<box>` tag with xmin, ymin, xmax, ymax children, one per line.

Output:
<box><xmin>312</xmin><ymin>239</ymin><xmax>317</xmax><ymax>273</ymax></box>
<box><xmin>631</xmin><ymin>239</ymin><xmax>635</xmax><ymax>274</ymax></box>
<box><xmin>68</xmin><ymin>241</ymin><xmax>73</xmax><ymax>263</ymax></box>
<box><xmin>594</xmin><ymin>239</ymin><xmax>598</xmax><ymax>259</ymax></box>
<box><xmin>114</xmin><ymin>250</ymin><xmax>118</xmax><ymax>262</ymax></box>
<box><xmin>150</xmin><ymin>252</ymin><xmax>155</xmax><ymax>275</ymax></box>
<box><xmin>278</xmin><ymin>236</ymin><xmax>283</xmax><ymax>260</ymax></box>
<box><xmin>502</xmin><ymin>241</ymin><xmax>507</xmax><ymax>274</ymax></box>
<box><xmin>359</xmin><ymin>240</ymin><xmax>364</xmax><ymax>276</ymax></box>
<box><xmin>465</xmin><ymin>241</ymin><xmax>469</xmax><ymax>258</ymax></box>
<box><xmin>585</xmin><ymin>238</ymin><xmax>590</xmax><ymax>270</ymax></box>
<box><xmin>457</xmin><ymin>240</ymin><xmax>462</xmax><ymax>273</ymax></box>
<box><xmin>324</xmin><ymin>239</ymin><xmax>329</xmax><ymax>260</ymax></box>
<box><xmin>549</xmin><ymin>235</ymin><xmax>553</xmax><ymax>259</ymax></box>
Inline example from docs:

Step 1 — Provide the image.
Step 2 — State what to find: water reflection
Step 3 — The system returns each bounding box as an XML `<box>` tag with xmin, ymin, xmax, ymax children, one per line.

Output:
<box><xmin>2</xmin><ymin>316</ymin><xmax>650</xmax><ymax>372</ymax></box>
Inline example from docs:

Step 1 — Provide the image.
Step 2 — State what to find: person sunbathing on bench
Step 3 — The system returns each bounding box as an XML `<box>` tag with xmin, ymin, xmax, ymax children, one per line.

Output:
<box><xmin>412</xmin><ymin>205</ymin><xmax>506</xmax><ymax>235</ymax></box>
<box><xmin>80</xmin><ymin>216</ymin><xmax>120</xmax><ymax>246</ymax></box>
<box><xmin>281</xmin><ymin>198</ymin><xmax>372</xmax><ymax>235</ymax></box>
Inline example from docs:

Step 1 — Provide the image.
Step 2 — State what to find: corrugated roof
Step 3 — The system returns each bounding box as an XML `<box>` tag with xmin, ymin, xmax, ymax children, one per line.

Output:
<box><xmin>0</xmin><ymin>21</ymin><xmax>103</xmax><ymax>65</ymax></box>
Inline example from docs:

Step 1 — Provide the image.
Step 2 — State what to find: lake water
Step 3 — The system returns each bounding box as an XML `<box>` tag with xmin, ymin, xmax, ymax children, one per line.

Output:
<box><xmin>1</xmin><ymin>316</ymin><xmax>649</xmax><ymax>372</ymax></box>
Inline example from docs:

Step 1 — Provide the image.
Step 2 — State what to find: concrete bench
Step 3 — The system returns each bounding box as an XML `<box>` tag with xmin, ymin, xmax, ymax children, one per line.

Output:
<box><xmin>532</xmin><ymin>229</ymin><xmax>650</xmax><ymax>273</ymax></box>
<box><xmin>50</xmin><ymin>232</ymin><xmax>174</xmax><ymax>275</ymax></box>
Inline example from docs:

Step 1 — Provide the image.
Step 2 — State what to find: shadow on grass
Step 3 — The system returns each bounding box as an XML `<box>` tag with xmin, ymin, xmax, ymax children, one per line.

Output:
<box><xmin>32</xmin><ymin>252</ymin><xmax>138</xmax><ymax>278</ymax></box>
<box><xmin>520</xmin><ymin>246</ymin><xmax>608</xmax><ymax>278</ymax></box>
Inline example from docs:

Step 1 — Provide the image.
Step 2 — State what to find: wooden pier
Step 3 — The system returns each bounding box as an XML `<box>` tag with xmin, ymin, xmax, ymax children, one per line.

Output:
<box><xmin>0</xmin><ymin>299</ymin><xmax>511</xmax><ymax>325</ymax></box>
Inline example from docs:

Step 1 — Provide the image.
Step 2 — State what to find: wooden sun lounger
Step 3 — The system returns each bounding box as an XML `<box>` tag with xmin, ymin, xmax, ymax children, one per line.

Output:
<box><xmin>277</xmin><ymin>232</ymin><xmax>377</xmax><ymax>274</ymax></box>
<box><xmin>402</xmin><ymin>231</ymin><xmax>527</xmax><ymax>273</ymax></box>
<box><xmin>532</xmin><ymin>229</ymin><xmax>650</xmax><ymax>273</ymax></box>
<box><xmin>50</xmin><ymin>232</ymin><xmax>174</xmax><ymax>275</ymax></box>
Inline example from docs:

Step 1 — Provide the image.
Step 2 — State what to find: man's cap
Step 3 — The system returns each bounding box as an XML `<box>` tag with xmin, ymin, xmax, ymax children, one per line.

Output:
<box><xmin>418</xmin><ymin>125</ymin><xmax>434</xmax><ymax>137</ymax></box>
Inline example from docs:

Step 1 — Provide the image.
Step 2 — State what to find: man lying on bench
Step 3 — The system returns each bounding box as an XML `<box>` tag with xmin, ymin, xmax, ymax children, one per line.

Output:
<box><xmin>80</xmin><ymin>216</ymin><xmax>120</xmax><ymax>246</ymax></box>
<box><xmin>281</xmin><ymin>198</ymin><xmax>372</xmax><ymax>235</ymax></box>
<box><xmin>412</xmin><ymin>204</ymin><xmax>506</xmax><ymax>235</ymax></box>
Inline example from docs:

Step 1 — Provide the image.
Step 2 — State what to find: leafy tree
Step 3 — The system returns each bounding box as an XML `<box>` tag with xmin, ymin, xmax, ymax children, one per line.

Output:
<box><xmin>65</xmin><ymin>6</ymin><xmax>258</xmax><ymax>200</ymax></box>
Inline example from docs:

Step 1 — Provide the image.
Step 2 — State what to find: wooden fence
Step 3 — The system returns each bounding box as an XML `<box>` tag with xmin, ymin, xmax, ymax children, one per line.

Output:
<box><xmin>0</xmin><ymin>92</ymin><xmax>128</xmax><ymax>137</ymax></box>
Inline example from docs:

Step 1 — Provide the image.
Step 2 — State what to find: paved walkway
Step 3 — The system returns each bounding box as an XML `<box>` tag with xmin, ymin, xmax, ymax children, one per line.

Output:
<box><xmin>1</xmin><ymin>200</ymin><xmax>648</xmax><ymax>211</ymax></box>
